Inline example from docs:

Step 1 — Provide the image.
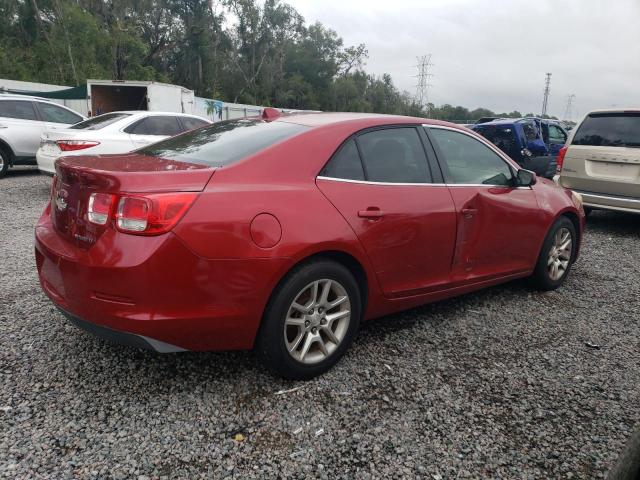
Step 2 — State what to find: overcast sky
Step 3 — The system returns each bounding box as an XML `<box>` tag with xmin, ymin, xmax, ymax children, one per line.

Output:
<box><xmin>287</xmin><ymin>0</ymin><xmax>640</xmax><ymax>119</ymax></box>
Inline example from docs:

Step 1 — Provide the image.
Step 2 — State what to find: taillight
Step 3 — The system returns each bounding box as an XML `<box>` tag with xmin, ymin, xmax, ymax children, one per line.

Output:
<box><xmin>556</xmin><ymin>146</ymin><xmax>568</xmax><ymax>174</ymax></box>
<box><xmin>115</xmin><ymin>193</ymin><xmax>198</xmax><ymax>235</ymax></box>
<box><xmin>88</xmin><ymin>193</ymin><xmax>116</xmax><ymax>225</ymax></box>
<box><xmin>56</xmin><ymin>140</ymin><xmax>100</xmax><ymax>152</ymax></box>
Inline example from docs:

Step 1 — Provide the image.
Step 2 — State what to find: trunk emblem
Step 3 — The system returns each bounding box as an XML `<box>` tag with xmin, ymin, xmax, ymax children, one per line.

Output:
<box><xmin>55</xmin><ymin>189</ymin><xmax>68</xmax><ymax>211</ymax></box>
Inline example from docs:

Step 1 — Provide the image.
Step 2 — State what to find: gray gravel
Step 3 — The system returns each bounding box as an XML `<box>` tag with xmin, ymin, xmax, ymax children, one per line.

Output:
<box><xmin>1</xmin><ymin>170</ymin><xmax>639</xmax><ymax>479</ymax></box>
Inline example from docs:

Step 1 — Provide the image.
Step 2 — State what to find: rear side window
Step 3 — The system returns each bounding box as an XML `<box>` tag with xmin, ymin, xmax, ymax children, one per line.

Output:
<box><xmin>548</xmin><ymin>124</ymin><xmax>567</xmax><ymax>144</ymax></box>
<box><xmin>70</xmin><ymin>113</ymin><xmax>130</xmax><ymax>130</ymax></box>
<box><xmin>572</xmin><ymin>113</ymin><xmax>640</xmax><ymax>147</ymax></box>
<box><xmin>320</xmin><ymin>140</ymin><xmax>365</xmax><ymax>180</ymax></box>
<box><xmin>357</xmin><ymin>127</ymin><xmax>431</xmax><ymax>183</ymax></box>
<box><xmin>126</xmin><ymin>116</ymin><xmax>182</xmax><ymax>136</ymax></box>
<box><xmin>0</xmin><ymin>100</ymin><xmax>38</xmax><ymax>121</ymax></box>
<box><xmin>138</xmin><ymin>119</ymin><xmax>309</xmax><ymax>167</ymax></box>
<box><xmin>36</xmin><ymin>102</ymin><xmax>82</xmax><ymax>124</ymax></box>
<box><xmin>180</xmin><ymin>117</ymin><xmax>209</xmax><ymax>132</ymax></box>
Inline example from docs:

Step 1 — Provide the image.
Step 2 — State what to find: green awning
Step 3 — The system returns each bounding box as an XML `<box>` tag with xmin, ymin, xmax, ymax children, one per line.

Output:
<box><xmin>6</xmin><ymin>84</ymin><xmax>87</xmax><ymax>100</ymax></box>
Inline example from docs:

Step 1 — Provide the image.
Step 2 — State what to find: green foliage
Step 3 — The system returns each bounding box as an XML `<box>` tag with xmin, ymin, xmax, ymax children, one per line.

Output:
<box><xmin>0</xmin><ymin>0</ymin><xmax>519</xmax><ymax>118</ymax></box>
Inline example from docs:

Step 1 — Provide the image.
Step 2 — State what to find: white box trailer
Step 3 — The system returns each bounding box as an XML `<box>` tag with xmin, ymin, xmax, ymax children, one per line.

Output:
<box><xmin>87</xmin><ymin>80</ymin><xmax>195</xmax><ymax>116</ymax></box>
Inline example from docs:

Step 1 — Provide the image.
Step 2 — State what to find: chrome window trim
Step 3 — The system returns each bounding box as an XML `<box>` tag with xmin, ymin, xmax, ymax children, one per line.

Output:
<box><xmin>316</xmin><ymin>175</ymin><xmax>531</xmax><ymax>189</ymax></box>
<box><xmin>573</xmin><ymin>190</ymin><xmax>640</xmax><ymax>204</ymax></box>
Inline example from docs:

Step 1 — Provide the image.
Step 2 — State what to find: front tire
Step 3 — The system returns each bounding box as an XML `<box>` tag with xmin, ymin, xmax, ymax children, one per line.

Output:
<box><xmin>0</xmin><ymin>146</ymin><xmax>9</xmax><ymax>178</ymax></box>
<box><xmin>530</xmin><ymin>216</ymin><xmax>577</xmax><ymax>290</ymax></box>
<box><xmin>256</xmin><ymin>259</ymin><xmax>361</xmax><ymax>380</ymax></box>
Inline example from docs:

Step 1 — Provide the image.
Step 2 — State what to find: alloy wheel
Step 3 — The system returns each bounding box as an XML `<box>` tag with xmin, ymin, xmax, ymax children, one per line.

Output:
<box><xmin>284</xmin><ymin>279</ymin><xmax>351</xmax><ymax>364</ymax></box>
<box><xmin>547</xmin><ymin>227</ymin><xmax>572</xmax><ymax>281</ymax></box>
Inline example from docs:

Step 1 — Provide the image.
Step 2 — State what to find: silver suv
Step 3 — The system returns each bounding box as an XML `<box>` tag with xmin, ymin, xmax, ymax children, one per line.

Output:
<box><xmin>557</xmin><ymin>109</ymin><xmax>640</xmax><ymax>214</ymax></box>
<box><xmin>0</xmin><ymin>94</ymin><xmax>84</xmax><ymax>178</ymax></box>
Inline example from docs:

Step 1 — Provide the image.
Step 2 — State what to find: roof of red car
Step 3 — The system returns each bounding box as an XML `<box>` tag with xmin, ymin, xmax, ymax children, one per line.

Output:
<box><xmin>277</xmin><ymin>111</ymin><xmax>456</xmax><ymax>129</ymax></box>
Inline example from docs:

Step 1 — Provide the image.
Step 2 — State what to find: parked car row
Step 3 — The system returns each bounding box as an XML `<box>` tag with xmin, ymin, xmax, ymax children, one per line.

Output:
<box><xmin>0</xmin><ymin>93</ymin><xmax>211</xmax><ymax>177</ymax></box>
<box><xmin>36</xmin><ymin>111</ymin><xmax>210</xmax><ymax>174</ymax></box>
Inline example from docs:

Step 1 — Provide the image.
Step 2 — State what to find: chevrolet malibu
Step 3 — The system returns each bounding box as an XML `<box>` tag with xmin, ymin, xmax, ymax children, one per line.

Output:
<box><xmin>35</xmin><ymin>111</ymin><xmax>585</xmax><ymax>379</ymax></box>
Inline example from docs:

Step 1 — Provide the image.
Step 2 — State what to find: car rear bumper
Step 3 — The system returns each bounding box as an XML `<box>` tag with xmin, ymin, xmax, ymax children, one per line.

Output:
<box><xmin>59</xmin><ymin>307</ymin><xmax>187</xmax><ymax>352</ymax></box>
<box><xmin>35</xmin><ymin>206</ymin><xmax>290</xmax><ymax>351</ymax></box>
<box><xmin>36</xmin><ymin>149</ymin><xmax>58</xmax><ymax>174</ymax></box>
<box><xmin>573</xmin><ymin>189</ymin><xmax>640</xmax><ymax>214</ymax></box>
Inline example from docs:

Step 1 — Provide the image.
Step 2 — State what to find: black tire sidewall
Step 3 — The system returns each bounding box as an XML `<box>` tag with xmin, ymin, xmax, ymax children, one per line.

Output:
<box><xmin>0</xmin><ymin>147</ymin><xmax>9</xmax><ymax>178</ymax></box>
<box><xmin>532</xmin><ymin>216</ymin><xmax>577</xmax><ymax>290</ymax></box>
<box><xmin>257</xmin><ymin>260</ymin><xmax>361</xmax><ymax>380</ymax></box>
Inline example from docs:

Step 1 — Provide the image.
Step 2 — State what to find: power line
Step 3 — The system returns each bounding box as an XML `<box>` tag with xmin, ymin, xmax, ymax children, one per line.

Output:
<box><xmin>563</xmin><ymin>94</ymin><xmax>575</xmax><ymax>121</ymax></box>
<box><xmin>541</xmin><ymin>72</ymin><xmax>552</xmax><ymax>118</ymax></box>
<box><xmin>414</xmin><ymin>54</ymin><xmax>433</xmax><ymax>117</ymax></box>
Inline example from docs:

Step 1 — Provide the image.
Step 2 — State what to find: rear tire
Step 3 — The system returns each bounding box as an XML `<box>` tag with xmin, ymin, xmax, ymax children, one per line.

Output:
<box><xmin>530</xmin><ymin>216</ymin><xmax>577</xmax><ymax>291</ymax></box>
<box><xmin>0</xmin><ymin>145</ymin><xmax>10</xmax><ymax>178</ymax></box>
<box><xmin>256</xmin><ymin>259</ymin><xmax>361</xmax><ymax>380</ymax></box>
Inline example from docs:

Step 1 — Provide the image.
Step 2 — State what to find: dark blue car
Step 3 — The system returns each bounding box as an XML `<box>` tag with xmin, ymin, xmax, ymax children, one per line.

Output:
<box><xmin>472</xmin><ymin>118</ymin><xmax>568</xmax><ymax>179</ymax></box>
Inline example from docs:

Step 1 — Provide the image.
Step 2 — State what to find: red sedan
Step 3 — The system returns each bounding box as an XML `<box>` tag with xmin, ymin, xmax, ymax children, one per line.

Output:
<box><xmin>35</xmin><ymin>111</ymin><xmax>585</xmax><ymax>379</ymax></box>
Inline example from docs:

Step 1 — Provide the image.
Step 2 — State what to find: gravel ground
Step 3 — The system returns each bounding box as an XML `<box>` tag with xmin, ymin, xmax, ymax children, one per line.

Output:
<box><xmin>1</xmin><ymin>170</ymin><xmax>639</xmax><ymax>479</ymax></box>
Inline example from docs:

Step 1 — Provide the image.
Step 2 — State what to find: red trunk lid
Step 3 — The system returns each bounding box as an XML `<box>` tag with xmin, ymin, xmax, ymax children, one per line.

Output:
<box><xmin>51</xmin><ymin>153</ymin><xmax>215</xmax><ymax>248</ymax></box>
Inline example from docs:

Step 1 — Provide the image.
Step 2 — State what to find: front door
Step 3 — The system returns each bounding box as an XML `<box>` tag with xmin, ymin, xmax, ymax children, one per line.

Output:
<box><xmin>426</xmin><ymin>126</ymin><xmax>543</xmax><ymax>283</ymax></box>
<box><xmin>317</xmin><ymin>126</ymin><xmax>457</xmax><ymax>298</ymax></box>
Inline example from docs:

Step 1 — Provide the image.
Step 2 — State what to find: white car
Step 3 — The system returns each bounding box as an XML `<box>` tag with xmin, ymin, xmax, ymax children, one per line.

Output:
<box><xmin>0</xmin><ymin>94</ymin><xmax>85</xmax><ymax>177</ymax></box>
<box><xmin>36</xmin><ymin>111</ymin><xmax>211</xmax><ymax>175</ymax></box>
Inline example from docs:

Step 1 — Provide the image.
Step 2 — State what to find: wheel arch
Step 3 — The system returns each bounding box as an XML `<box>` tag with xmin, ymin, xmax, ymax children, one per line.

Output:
<box><xmin>254</xmin><ymin>248</ymin><xmax>373</xmax><ymax>350</ymax></box>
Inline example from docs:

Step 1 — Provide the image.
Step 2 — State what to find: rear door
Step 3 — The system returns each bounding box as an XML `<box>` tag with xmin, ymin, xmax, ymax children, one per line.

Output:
<box><xmin>0</xmin><ymin>100</ymin><xmax>43</xmax><ymax>158</ymax></box>
<box><xmin>560</xmin><ymin>112</ymin><xmax>640</xmax><ymax>198</ymax></box>
<box><xmin>125</xmin><ymin>115</ymin><xmax>183</xmax><ymax>148</ymax></box>
<box><xmin>547</xmin><ymin>124</ymin><xmax>568</xmax><ymax>157</ymax></box>
<box><xmin>426</xmin><ymin>126</ymin><xmax>543</xmax><ymax>284</ymax></box>
<box><xmin>317</xmin><ymin>126</ymin><xmax>457</xmax><ymax>298</ymax></box>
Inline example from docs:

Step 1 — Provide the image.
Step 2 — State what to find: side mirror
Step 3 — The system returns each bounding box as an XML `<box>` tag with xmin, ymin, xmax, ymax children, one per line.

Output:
<box><xmin>516</xmin><ymin>169</ymin><xmax>537</xmax><ymax>187</ymax></box>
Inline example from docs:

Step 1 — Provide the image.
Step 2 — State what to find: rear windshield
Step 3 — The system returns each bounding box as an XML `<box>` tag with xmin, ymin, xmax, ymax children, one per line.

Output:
<box><xmin>70</xmin><ymin>113</ymin><xmax>130</xmax><ymax>130</ymax></box>
<box><xmin>138</xmin><ymin>119</ymin><xmax>309</xmax><ymax>167</ymax></box>
<box><xmin>572</xmin><ymin>113</ymin><xmax>640</xmax><ymax>147</ymax></box>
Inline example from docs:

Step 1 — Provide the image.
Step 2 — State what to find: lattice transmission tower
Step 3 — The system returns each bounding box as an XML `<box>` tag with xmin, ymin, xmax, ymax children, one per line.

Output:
<box><xmin>414</xmin><ymin>54</ymin><xmax>433</xmax><ymax>117</ymax></box>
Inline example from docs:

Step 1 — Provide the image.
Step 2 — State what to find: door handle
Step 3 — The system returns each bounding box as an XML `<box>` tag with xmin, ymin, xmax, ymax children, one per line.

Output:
<box><xmin>461</xmin><ymin>207</ymin><xmax>477</xmax><ymax>219</ymax></box>
<box><xmin>358</xmin><ymin>207</ymin><xmax>384</xmax><ymax>219</ymax></box>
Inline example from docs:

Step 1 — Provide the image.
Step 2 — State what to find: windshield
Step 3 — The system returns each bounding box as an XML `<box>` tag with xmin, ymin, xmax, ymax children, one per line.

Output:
<box><xmin>138</xmin><ymin>118</ymin><xmax>309</xmax><ymax>167</ymax></box>
<box><xmin>572</xmin><ymin>113</ymin><xmax>640</xmax><ymax>147</ymax></box>
<box><xmin>69</xmin><ymin>113</ymin><xmax>131</xmax><ymax>130</ymax></box>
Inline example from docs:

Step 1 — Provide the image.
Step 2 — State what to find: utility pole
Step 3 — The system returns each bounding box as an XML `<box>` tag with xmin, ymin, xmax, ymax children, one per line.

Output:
<box><xmin>563</xmin><ymin>94</ymin><xmax>575</xmax><ymax>121</ymax></box>
<box><xmin>414</xmin><ymin>54</ymin><xmax>433</xmax><ymax>117</ymax></box>
<box><xmin>541</xmin><ymin>73</ymin><xmax>552</xmax><ymax>118</ymax></box>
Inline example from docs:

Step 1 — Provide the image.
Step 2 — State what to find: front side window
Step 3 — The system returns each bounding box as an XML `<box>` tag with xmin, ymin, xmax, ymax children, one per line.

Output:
<box><xmin>0</xmin><ymin>100</ymin><xmax>38</xmax><ymax>121</ymax></box>
<box><xmin>572</xmin><ymin>113</ymin><xmax>640</xmax><ymax>147</ymax></box>
<box><xmin>37</xmin><ymin>102</ymin><xmax>82</xmax><ymax>124</ymax></box>
<box><xmin>428</xmin><ymin>128</ymin><xmax>514</xmax><ymax>186</ymax></box>
<box><xmin>320</xmin><ymin>139</ymin><xmax>365</xmax><ymax>180</ymax></box>
<box><xmin>138</xmin><ymin>119</ymin><xmax>309</xmax><ymax>167</ymax></box>
<box><xmin>521</xmin><ymin>123</ymin><xmax>539</xmax><ymax>141</ymax></box>
<box><xmin>473</xmin><ymin>125</ymin><xmax>520</xmax><ymax>160</ymax></box>
<box><xmin>70</xmin><ymin>113</ymin><xmax>131</xmax><ymax>130</ymax></box>
<box><xmin>356</xmin><ymin>127</ymin><xmax>431</xmax><ymax>183</ymax></box>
